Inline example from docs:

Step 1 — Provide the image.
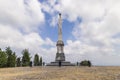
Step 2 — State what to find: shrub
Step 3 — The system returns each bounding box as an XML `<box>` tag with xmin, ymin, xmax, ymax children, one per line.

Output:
<box><xmin>80</xmin><ymin>60</ymin><xmax>92</xmax><ymax>67</ymax></box>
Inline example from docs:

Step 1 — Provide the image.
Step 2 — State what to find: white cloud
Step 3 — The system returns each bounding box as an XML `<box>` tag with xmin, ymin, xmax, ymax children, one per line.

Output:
<box><xmin>0</xmin><ymin>24</ymin><xmax>56</xmax><ymax>62</ymax></box>
<box><xmin>67</xmin><ymin>0</ymin><xmax>120</xmax><ymax>65</ymax></box>
<box><xmin>0</xmin><ymin>0</ymin><xmax>120</xmax><ymax>65</ymax></box>
<box><xmin>0</xmin><ymin>0</ymin><xmax>45</xmax><ymax>33</ymax></box>
<box><xmin>0</xmin><ymin>24</ymin><xmax>43</xmax><ymax>51</ymax></box>
<box><xmin>0</xmin><ymin>0</ymin><xmax>56</xmax><ymax>63</ymax></box>
<box><xmin>64</xmin><ymin>40</ymin><xmax>120</xmax><ymax>65</ymax></box>
<box><xmin>42</xmin><ymin>0</ymin><xmax>120</xmax><ymax>65</ymax></box>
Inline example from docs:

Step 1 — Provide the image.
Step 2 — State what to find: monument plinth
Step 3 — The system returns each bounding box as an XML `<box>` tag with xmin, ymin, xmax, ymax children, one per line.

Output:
<box><xmin>47</xmin><ymin>13</ymin><xmax>75</xmax><ymax>66</ymax></box>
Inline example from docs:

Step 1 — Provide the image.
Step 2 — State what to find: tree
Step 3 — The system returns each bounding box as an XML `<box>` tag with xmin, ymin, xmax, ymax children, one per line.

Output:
<box><xmin>0</xmin><ymin>49</ymin><xmax>7</xmax><ymax>68</ymax></box>
<box><xmin>80</xmin><ymin>60</ymin><xmax>92</xmax><ymax>67</ymax></box>
<box><xmin>16</xmin><ymin>57</ymin><xmax>21</xmax><ymax>67</ymax></box>
<box><xmin>6</xmin><ymin>47</ymin><xmax>16</xmax><ymax>67</ymax></box>
<box><xmin>11</xmin><ymin>52</ymin><xmax>16</xmax><ymax>67</ymax></box>
<box><xmin>6</xmin><ymin>47</ymin><xmax>12</xmax><ymax>56</ymax></box>
<box><xmin>34</xmin><ymin>54</ymin><xmax>39</xmax><ymax>66</ymax></box>
<box><xmin>39</xmin><ymin>57</ymin><xmax>42</xmax><ymax>66</ymax></box>
<box><xmin>22</xmin><ymin>49</ymin><xmax>31</xmax><ymax>66</ymax></box>
<box><xmin>6</xmin><ymin>47</ymin><xmax>12</xmax><ymax>67</ymax></box>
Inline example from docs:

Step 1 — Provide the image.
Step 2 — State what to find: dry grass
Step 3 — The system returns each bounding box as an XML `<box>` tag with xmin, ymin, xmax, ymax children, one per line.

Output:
<box><xmin>0</xmin><ymin>66</ymin><xmax>120</xmax><ymax>80</ymax></box>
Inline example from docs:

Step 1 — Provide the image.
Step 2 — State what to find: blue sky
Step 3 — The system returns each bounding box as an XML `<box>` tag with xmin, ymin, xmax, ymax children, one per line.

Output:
<box><xmin>0</xmin><ymin>0</ymin><xmax>120</xmax><ymax>65</ymax></box>
<box><xmin>40</xmin><ymin>16</ymin><xmax>75</xmax><ymax>44</ymax></box>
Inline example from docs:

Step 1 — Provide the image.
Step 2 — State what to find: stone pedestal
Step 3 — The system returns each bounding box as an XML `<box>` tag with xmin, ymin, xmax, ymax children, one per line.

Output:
<box><xmin>55</xmin><ymin>53</ymin><xmax>65</xmax><ymax>61</ymax></box>
<box><xmin>47</xmin><ymin>61</ymin><xmax>75</xmax><ymax>66</ymax></box>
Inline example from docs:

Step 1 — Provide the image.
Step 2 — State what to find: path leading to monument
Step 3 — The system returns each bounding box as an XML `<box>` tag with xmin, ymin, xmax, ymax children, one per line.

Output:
<box><xmin>0</xmin><ymin>66</ymin><xmax>120</xmax><ymax>80</ymax></box>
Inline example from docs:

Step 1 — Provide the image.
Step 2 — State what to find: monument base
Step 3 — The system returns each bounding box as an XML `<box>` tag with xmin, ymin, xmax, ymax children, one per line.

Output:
<box><xmin>47</xmin><ymin>61</ymin><xmax>75</xmax><ymax>66</ymax></box>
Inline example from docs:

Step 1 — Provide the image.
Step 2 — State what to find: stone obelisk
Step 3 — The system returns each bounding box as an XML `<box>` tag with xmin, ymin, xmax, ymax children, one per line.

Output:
<box><xmin>47</xmin><ymin>13</ymin><xmax>75</xmax><ymax>66</ymax></box>
<box><xmin>55</xmin><ymin>13</ymin><xmax>65</xmax><ymax>61</ymax></box>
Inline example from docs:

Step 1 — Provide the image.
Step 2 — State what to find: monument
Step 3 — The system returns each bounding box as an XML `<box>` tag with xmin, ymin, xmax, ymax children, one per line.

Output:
<box><xmin>55</xmin><ymin>13</ymin><xmax>65</xmax><ymax>62</ymax></box>
<box><xmin>47</xmin><ymin>13</ymin><xmax>75</xmax><ymax>66</ymax></box>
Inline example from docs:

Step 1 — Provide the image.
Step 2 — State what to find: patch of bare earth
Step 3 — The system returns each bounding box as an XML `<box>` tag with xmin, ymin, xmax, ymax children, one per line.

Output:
<box><xmin>0</xmin><ymin>66</ymin><xmax>120</xmax><ymax>80</ymax></box>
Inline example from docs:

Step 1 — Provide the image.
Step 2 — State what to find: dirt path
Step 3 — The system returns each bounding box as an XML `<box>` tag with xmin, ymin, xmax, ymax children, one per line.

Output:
<box><xmin>0</xmin><ymin>66</ymin><xmax>120</xmax><ymax>80</ymax></box>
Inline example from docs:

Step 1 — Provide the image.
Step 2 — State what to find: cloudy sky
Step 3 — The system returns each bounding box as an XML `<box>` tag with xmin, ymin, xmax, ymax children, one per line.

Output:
<box><xmin>0</xmin><ymin>0</ymin><xmax>120</xmax><ymax>66</ymax></box>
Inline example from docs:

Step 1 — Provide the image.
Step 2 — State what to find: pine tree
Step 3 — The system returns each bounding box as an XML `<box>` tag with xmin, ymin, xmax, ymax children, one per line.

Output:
<box><xmin>11</xmin><ymin>52</ymin><xmax>16</xmax><ymax>67</ymax></box>
<box><xmin>39</xmin><ymin>57</ymin><xmax>42</xmax><ymax>66</ymax></box>
<box><xmin>6</xmin><ymin>47</ymin><xmax>12</xmax><ymax>55</ymax></box>
<box><xmin>22</xmin><ymin>49</ymin><xmax>31</xmax><ymax>67</ymax></box>
<box><xmin>6</xmin><ymin>47</ymin><xmax>16</xmax><ymax>67</ymax></box>
<box><xmin>34</xmin><ymin>54</ymin><xmax>39</xmax><ymax>66</ymax></box>
<box><xmin>0</xmin><ymin>49</ymin><xmax>7</xmax><ymax>68</ymax></box>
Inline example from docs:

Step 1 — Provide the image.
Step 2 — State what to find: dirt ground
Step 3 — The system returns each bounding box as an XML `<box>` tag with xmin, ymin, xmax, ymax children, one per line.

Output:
<box><xmin>0</xmin><ymin>66</ymin><xmax>120</xmax><ymax>80</ymax></box>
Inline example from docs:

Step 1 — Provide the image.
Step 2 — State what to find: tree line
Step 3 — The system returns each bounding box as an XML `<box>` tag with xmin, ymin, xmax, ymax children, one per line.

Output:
<box><xmin>0</xmin><ymin>47</ymin><xmax>42</xmax><ymax>68</ymax></box>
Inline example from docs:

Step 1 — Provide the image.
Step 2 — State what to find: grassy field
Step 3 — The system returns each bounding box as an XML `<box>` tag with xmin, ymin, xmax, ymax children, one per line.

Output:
<box><xmin>0</xmin><ymin>66</ymin><xmax>120</xmax><ymax>80</ymax></box>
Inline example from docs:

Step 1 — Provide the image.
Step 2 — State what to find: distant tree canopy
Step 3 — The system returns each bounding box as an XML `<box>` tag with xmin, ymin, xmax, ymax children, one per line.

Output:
<box><xmin>22</xmin><ymin>49</ymin><xmax>31</xmax><ymax>67</ymax></box>
<box><xmin>80</xmin><ymin>60</ymin><xmax>92</xmax><ymax>67</ymax></box>
<box><xmin>0</xmin><ymin>47</ymin><xmax>45</xmax><ymax>68</ymax></box>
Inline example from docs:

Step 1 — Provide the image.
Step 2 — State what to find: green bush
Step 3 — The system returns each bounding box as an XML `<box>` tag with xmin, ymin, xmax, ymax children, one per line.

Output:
<box><xmin>80</xmin><ymin>60</ymin><xmax>92</xmax><ymax>67</ymax></box>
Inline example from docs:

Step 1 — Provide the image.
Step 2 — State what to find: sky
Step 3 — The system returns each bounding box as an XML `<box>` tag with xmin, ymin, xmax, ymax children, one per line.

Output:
<box><xmin>0</xmin><ymin>0</ymin><xmax>120</xmax><ymax>66</ymax></box>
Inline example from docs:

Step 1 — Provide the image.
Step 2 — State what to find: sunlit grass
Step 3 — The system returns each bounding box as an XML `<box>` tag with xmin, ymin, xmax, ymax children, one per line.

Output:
<box><xmin>0</xmin><ymin>66</ymin><xmax>120</xmax><ymax>80</ymax></box>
